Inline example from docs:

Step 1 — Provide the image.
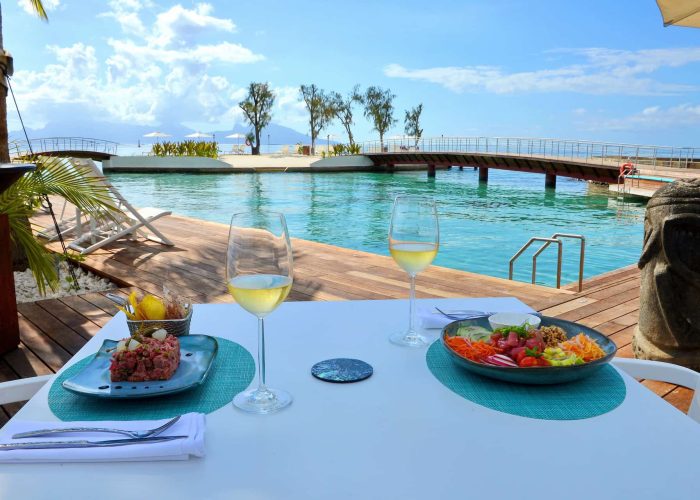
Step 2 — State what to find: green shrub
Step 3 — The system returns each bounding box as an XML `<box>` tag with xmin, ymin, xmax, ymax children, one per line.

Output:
<box><xmin>151</xmin><ymin>140</ymin><xmax>218</xmax><ymax>158</ymax></box>
<box><xmin>346</xmin><ymin>143</ymin><xmax>361</xmax><ymax>155</ymax></box>
<box><xmin>332</xmin><ymin>144</ymin><xmax>346</xmax><ymax>156</ymax></box>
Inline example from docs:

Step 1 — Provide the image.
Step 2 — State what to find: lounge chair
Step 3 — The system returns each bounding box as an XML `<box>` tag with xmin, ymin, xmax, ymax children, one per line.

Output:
<box><xmin>40</xmin><ymin>158</ymin><xmax>174</xmax><ymax>254</ymax></box>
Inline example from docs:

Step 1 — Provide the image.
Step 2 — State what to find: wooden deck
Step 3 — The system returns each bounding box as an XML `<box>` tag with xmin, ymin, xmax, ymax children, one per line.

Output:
<box><xmin>1</xmin><ymin>212</ymin><xmax>692</xmax><ymax>424</ymax></box>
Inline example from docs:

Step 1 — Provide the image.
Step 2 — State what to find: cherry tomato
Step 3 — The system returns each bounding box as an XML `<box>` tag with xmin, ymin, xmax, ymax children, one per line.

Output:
<box><xmin>519</xmin><ymin>357</ymin><xmax>540</xmax><ymax>368</ymax></box>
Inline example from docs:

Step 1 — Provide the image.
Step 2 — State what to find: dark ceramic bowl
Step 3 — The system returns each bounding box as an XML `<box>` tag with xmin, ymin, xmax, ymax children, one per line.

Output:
<box><xmin>440</xmin><ymin>315</ymin><xmax>617</xmax><ymax>385</ymax></box>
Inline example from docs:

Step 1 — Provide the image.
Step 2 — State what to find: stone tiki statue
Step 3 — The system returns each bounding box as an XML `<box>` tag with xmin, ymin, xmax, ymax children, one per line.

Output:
<box><xmin>633</xmin><ymin>178</ymin><xmax>700</xmax><ymax>370</ymax></box>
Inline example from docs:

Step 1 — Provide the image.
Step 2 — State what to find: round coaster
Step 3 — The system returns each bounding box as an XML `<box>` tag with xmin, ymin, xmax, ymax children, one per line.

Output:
<box><xmin>311</xmin><ymin>358</ymin><xmax>373</xmax><ymax>383</ymax></box>
<box><xmin>48</xmin><ymin>337</ymin><xmax>255</xmax><ymax>421</ymax></box>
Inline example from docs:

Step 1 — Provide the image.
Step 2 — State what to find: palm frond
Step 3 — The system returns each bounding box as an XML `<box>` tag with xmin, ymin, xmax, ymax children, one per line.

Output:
<box><xmin>0</xmin><ymin>196</ymin><xmax>56</xmax><ymax>294</ymax></box>
<box><xmin>0</xmin><ymin>156</ymin><xmax>118</xmax><ymax>294</ymax></box>
<box><xmin>9</xmin><ymin>156</ymin><xmax>117</xmax><ymax>216</ymax></box>
<box><xmin>29</xmin><ymin>0</ymin><xmax>49</xmax><ymax>21</ymax></box>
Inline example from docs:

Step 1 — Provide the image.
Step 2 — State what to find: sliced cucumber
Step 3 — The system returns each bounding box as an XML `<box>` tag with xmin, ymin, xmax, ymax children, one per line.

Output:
<box><xmin>455</xmin><ymin>325</ymin><xmax>493</xmax><ymax>342</ymax></box>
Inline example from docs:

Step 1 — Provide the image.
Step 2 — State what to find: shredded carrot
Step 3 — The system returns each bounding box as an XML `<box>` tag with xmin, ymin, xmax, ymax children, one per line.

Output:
<box><xmin>444</xmin><ymin>335</ymin><xmax>500</xmax><ymax>362</ymax></box>
<box><xmin>560</xmin><ymin>333</ymin><xmax>605</xmax><ymax>362</ymax></box>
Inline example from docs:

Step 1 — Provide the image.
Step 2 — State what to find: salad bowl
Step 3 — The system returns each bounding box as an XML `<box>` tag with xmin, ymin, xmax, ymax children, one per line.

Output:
<box><xmin>440</xmin><ymin>316</ymin><xmax>617</xmax><ymax>385</ymax></box>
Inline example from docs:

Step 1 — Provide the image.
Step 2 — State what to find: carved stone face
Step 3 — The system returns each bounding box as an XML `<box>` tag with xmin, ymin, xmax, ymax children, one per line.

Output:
<box><xmin>638</xmin><ymin>179</ymin><xmax>700</xmax><ymax>349</ymax></box>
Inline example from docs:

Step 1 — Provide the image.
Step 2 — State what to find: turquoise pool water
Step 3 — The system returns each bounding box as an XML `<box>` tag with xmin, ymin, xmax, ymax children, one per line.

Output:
<box><xmin>106</xmin><ymin>169</ymin><xmax>646</xmax><ymax>287</ymax></box>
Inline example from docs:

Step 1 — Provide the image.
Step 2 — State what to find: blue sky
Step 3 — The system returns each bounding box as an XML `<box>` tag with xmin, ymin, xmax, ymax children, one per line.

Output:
<box><xmin>6</xmin><ymin>0</ymin><xmax>700</xmax><ymax>145</ymax></box>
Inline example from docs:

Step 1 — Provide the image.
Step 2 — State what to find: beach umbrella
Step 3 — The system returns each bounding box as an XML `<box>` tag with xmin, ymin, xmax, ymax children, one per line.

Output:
<box><xmin>143</xmin><ymin>131</ymin><xmax>171</xmax><ymax>138</ymax></box>
<box><xmin>656</xmin><ymin>0</ymin><xmax>700</xmax><ymax>27</ymax></box>
<box><xmin>185</xmin><ymin>132</ymin><xmax>213</xmax><ymax>139</ymax></box>
<box><xmin>226</xmin><ymin>133</ymin><xmax>246</xmax><ymax>144</ymax></box>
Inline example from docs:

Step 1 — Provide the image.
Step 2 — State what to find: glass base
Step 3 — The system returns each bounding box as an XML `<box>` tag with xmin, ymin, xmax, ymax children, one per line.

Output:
<box><xmin>233</xmin><ymin>387</ymin><xmax>292</xmax><ymax>414</ymax></box>
<box><xmin>389</xmin><ymin>330</ymin><xmax>432</xmax><ymax>348</ymax></box>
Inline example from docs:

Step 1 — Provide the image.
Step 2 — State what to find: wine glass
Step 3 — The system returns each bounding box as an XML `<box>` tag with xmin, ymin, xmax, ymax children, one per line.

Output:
<box><xmin>227</xmin><ymin>212</ymin><xmax>294</xmax><ymax>414</ymax></box>
<box><xmin>388</xmin><ymin>196</ymin><xmax>439</xmax><ymax>347</ymax></box>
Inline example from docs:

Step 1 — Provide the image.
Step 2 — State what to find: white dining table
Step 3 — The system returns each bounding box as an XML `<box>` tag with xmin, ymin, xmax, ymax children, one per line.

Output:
<box><xmin>1</xmin><ymin>297</ymin><xmax>699</xmax><ymax>500</ymax></box>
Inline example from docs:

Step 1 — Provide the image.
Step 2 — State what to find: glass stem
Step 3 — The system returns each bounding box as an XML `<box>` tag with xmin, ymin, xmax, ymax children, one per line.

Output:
<box><xmin>257</xmin><ymin>316</ymin><xmax>267</xmax><ymax>392</ymax></box>
<box><xmin>408</xmin><ymin>273</ymin><xmax>416</xmax><ymax>334</ymax></box>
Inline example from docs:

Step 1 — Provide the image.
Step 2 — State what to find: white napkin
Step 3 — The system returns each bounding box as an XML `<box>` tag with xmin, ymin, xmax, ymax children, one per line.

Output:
<box><xmin>419</xmin><ymin>299</ymin><xmax>536</xmax><ymax>329</ymax></box>
<box><xmin>0</xmin><ymin>412</ymin><xmax>205</xmax><ymax>463</ymax></box>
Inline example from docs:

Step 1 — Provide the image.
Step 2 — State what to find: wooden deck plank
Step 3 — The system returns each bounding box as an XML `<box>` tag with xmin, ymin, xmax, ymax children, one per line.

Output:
<box><xmin>35</xmin><ymin>299</ymin><xmax>101</xmax><ymax>341</ymax></box>
<box><xmin>16</xmin><ymin>315</ymin><xmax>72</xmax><ymax>371</ymax></box>
<box><xmin>1</xmin><ymin>211</ymin><xmax>689</xmax><ymax>416</ymax></box>
<box><xmin>2</xmin><ymin>343</ymin><xmax>53</xmax><ymax>379</ymax></box>
<box><xmin>57</xmin><ymin>295</ymin><xmax>114</xmax><ymax>328</ymax></box>
<box><xmin>17</xmin><ymin>302</ymin><xmax>92</xmax><ymax>354</ymax></box>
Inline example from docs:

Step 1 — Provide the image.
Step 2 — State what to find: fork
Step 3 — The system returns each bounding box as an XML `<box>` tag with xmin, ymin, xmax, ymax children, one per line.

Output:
<box><xmin>434</xmin><ymin>307</ymin><xmax>495</xmax><ymax>321</ymax></box>
<box><xmin>12</xmin><ymin>415</ymin><xmax>181</xmax><ymax>440</ymax></box>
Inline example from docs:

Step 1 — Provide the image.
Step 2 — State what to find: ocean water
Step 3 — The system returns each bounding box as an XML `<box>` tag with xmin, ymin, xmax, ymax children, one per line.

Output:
<box><xmin>106</xmin><ymin>168</ymin><xmax>646</xmax><ymax>287</ymax></box>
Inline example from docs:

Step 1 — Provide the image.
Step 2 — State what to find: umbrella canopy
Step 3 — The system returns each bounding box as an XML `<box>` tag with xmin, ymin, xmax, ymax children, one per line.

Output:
<box><xmin>656</xmin><ymin>0</ymin><xmax>700</xmax><ymax>27</ymax></box>
<box><xmin>143</xmin><ymin>131</ymin><xmax>171</xmax><ymax>138</ymax></box>
<box><xmin>225</xmin><ymin>133</ymin><xmax>246</xmax><ymax>139</ymax></box>
<box><xmin>185</xmin><ymin>132</ymin><xmax>213</xmax><ymax>139</ymax></box>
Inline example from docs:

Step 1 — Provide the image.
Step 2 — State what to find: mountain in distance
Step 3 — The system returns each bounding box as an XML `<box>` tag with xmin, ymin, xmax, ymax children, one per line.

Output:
<box><xmin>10</xmin><ymin>119</ymin><xmax>315</xmax><ymax>148</ymax></box>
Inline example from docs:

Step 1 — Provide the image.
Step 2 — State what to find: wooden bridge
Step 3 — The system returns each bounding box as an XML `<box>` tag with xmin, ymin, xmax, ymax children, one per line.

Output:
<box><xmin>11</xmin><ymin>137</ymin><xmax>119</xmax><ymax>161</ymax></box>
<box><xmin>359</xmin><ymin>137</ymin><xmax>700</xmax><ymax>186</ymax></box>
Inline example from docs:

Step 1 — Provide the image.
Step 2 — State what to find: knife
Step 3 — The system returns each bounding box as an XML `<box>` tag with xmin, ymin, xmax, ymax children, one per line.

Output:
<box><xmin>0</xmin><ymin>435</ymin><xmax>187</xmax><ymax>451</ymax></box>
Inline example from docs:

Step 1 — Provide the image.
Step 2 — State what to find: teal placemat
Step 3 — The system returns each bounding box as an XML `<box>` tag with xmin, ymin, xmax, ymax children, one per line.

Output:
<box><xmin>426</xmin><ymin>341</ymin><xmax>626</xmax><ymax>420</ymax></box>
<box><xmin>48</xmin><ymin>337</ymin><xmax>255</xmax><ymax>421</ymax></box>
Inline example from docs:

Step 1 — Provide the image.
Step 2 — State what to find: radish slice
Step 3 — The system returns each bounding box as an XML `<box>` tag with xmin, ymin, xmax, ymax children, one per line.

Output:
<box><xmin>483</xmin><ymin>354</ymin><xmax>518</xmax><ymax>367</ymax></box>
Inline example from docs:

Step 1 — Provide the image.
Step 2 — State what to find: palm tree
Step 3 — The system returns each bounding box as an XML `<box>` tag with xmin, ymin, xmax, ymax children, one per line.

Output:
<box><xmin>1</xmin><ymin>1</ymin><xmax>48</xmax><ymax>162</ymax></box>
<box><xmin>0</xmin><ymin>3</ymin><xmax>116</xmax><ymax>292</ymax></box>
<box><xmin>1</xmin><ymin>155</ymin><xmax>116</xmax><ymax>293</ymax></box>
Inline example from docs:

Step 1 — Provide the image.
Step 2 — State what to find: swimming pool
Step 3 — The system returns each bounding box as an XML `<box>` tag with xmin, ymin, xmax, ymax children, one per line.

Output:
<box><xmin>107</xmin><ymin>168</ymin><xmax>646</xmax><ymax>287</ymax></box>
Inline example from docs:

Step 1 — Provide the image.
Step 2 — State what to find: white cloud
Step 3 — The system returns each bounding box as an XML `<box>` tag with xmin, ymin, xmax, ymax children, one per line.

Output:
<box><xmin>149</xmin><ymin>3</ymin><xmax>236</xmax><ymax>47</ymax></box>
<box><xmin>18</xmin><ymin>0</ymin><xmax>60</xmax><ymax>16</ymax></box>
<box><xmin>99</xmin><ymin>0</ymin><xmax>149</xmax><ymax>37</ymax></box>
<box><xmin>107</xmin><ymin>39</ymin><xmax>263</xmax><ymax>65</ymax></box>
<box><xmin>273</xmin><ymin>86</ymin><xmax>307</xmax><ymax>128</ymax></box>
<box><xmin>385</xmin><ymin>47</ymin><xmax>700</xmax><ymax>95</ymax></box>
<box><xmin>11</xmin><ymin>3</ymin><xmax>264</xmax><ymax>131</ymax></box>
<box><xmin>592</xmin><ymin>103</ymin><xmax>700</xmax><ymax>130</ymax></box>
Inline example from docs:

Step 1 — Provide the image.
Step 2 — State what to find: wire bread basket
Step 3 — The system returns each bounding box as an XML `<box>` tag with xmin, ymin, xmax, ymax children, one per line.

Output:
<box><xmin>126</xmin><ymin>308</ymin><xmax>193</xmax><ymax>337</ymax></box>
<box><xmin>107</xmin><ymin>293</ymin><xmax>192</xmax><ymax>337</ymax></box>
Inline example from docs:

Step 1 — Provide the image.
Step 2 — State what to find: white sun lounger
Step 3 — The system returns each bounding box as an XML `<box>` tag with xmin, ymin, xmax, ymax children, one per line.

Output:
<box><xmin>39</xmin><ymin>158</ymin><xmax>174</xmax><ymax>254</ymax></box>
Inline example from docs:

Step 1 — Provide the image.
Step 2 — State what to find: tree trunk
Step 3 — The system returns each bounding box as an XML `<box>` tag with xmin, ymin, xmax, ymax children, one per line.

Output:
<box><xmin>1</xmin><ymin>3</ymin><xmax>30</xmax><ymax>271</ymax></box>
<box><xmin>0</xmin><ymin>4</ymin><xmax>9</xmax><ymax>164</ymax></box>
<box><xmin>253</xmin><ymin>128</ymin><xmax>261</xmax><ymax>155</ymax></box>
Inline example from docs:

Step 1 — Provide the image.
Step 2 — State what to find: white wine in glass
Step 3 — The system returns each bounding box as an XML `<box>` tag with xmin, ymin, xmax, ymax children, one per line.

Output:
<box><xmin>389</xmin><ymin>196</ymin><xmax>439</xmax><ymax>347</ymax></box>
<box><xmin>227</xmin><ymin>213</ymin><xmax>293</xmax><ymax>414</ymax></box>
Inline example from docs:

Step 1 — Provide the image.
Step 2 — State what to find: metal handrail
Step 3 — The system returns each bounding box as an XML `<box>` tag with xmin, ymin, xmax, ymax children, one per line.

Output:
<box><xmin>11</xmin><ymin>137</ymin><xmax>120</xmax><ymax>157</ymax></box>
<box><xmin>509</xmin><ymin>237</ymin><xmax>563</xmax><ymax>289</ymax></box>
<box><xmin>531</xmin><ymin>233</ymin><xmax>586</xmax><ymax>292</ymax></box>
<box><xmin>358</xmin><ymin>136</ymin><xmax>699</xmax><ymax>170</ymax></box>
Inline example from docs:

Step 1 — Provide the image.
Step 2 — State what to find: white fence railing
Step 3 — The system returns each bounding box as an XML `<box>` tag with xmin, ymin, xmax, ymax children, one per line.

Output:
<box><xmin>12</xmin><ymin>137</ymin><xmax>119</xmax><ymax>157</ymax></box>
<box><xmin>359</xmin><ymin>137</ymin><xmax>699</xmax><ymax>169</ymax></box>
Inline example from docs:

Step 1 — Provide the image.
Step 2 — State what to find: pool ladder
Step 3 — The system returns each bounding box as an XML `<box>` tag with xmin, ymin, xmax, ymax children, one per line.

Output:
<box><xmin>508</xmin><ymin>233</ymin><xmax>586</xmax><ymax>291</ymax></box>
